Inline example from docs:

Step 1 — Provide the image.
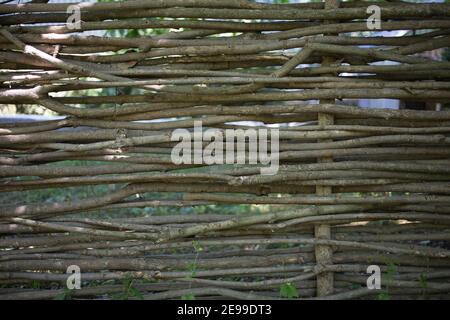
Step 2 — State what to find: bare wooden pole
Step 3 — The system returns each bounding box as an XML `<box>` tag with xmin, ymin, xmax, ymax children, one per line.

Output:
<box><xmin>315</xmin><ymin>0</ymin><xmax>340</xmax><ymax>297</ymax></box>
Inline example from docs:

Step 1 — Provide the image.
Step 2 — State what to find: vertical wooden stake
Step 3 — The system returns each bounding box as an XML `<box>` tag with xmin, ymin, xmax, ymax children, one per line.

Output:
<box><xmin>315</xmin><ymin>0</ymin><xmax>340</xmax><ymax>297</ymax></box>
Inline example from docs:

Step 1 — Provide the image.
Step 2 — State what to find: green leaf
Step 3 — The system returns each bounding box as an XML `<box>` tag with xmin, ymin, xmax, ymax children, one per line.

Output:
<box><xmin>187</xmin><ymin>262</ymin><xmax>197</xmax><ymax>277</ymax></box>
<box><xmin>419</xmin><ymin>273</ymin><xmax>428</xmax><ymax>289</ymax></box>
<box><xmin>128</xmin><ymin>286</ymin><xmax>144</xmax><ymax>300</ymax></box>
<box><xmin>181</xmin><ymin>294</ymin><xmax>196</xmax><ymax>300</ymax></box>
<box><xmin>111</xmin><ymin>292</ymin><xmax>127</xmax><ymax>300</ymax></box>
<box><xmin>384</xmin><ymin>261</ymin><xmax>398</xmax><ymax>283</ymax></box>
<box><xmin>53</xmin><ymin>293</ymin><xmax>67</xmax><ymax>300</ymax></box>
<box><xmin>280</xmin><ymin>282</ymin><xmax>299</xmax><ymax>299</ymax></box>
<box><xmin>192</xmin><ymin>240</ymin><xmax>203</xmax><ymax>253</ymax></box>
<box><xmin>377</xmin><ymin>292</ymin><xmax>390</xmax><ymax>300</ymax></box>
<box><xmin>126</xmin><ymin>29</ymin><xmax>139</xmax><ymax>38</ymax></box>
<box><xmin>53</xmin><ymin>288</ymin><xmax>72</xmax><ymax>300</ymax></box>
<box><xmin>31</xmin><ymin>280</ymin><xmax>41</xmax><ymax>289</ymax></box>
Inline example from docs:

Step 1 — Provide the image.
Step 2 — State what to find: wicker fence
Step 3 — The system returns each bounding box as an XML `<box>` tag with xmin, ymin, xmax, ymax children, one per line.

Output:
<box><xmin>1</xmin><ymin>0</ymin><xmax>450</xmax><ymax>300</ymax></box>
